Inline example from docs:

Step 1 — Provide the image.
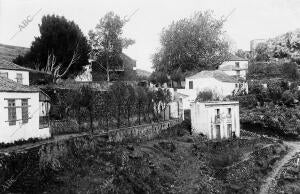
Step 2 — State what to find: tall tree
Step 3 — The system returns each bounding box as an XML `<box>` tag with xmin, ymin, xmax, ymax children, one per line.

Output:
<box><xmin>13</xmin><ymin>15</ymin><xmax>90</xmax><ymax>82</ymax></box>
<box><xmin>88</xmin><ymin>12</ymin><xmax>135</xmax><ymax>81</ymax></box>
<box><xmin>254</xmin><ymin>43</ymin><xmax>270</xmax><ymax>62</ymax></box>
<box><xmin>152</xmin><ymin>11</ymin><xmax>229</xmax><ymax>82</ymax></box>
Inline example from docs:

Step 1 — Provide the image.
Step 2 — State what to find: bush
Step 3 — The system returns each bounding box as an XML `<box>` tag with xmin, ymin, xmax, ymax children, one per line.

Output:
<box><xmin>196</xmin><ymin>89</ymin><xmax>219</xmax><ymax>101</ymax></box>
<box><xmin>230</xmin><ymin>94</ymin><xmax>258</xmax><ymax>109</ymax></box>
<box><xmin>282</xmin><ymin>62</ymin><xmax>300</xmax><ymax>80</ymax></box>
<box><xmin>281</xmin><ymin>90</ymin><xmax>294</xmax><ymax>106</ymax></box>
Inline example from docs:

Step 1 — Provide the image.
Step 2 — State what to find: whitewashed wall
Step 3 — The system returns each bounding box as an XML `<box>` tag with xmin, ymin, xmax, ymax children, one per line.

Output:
<box><xmin>185</xmin><ymin>78</ymin><xmax>237</xmax><ymax>98</ymax></box>
<box><xmin>191</xmin><ymin>102</ymin><xmax>240</xmax><ymax>139</ymax></box>
<box><xmin>0</xmin><ymin>92</ymin><xmax>50</xmax><ymax>143</ymax></box>
<box><xmin>0</xmin><ymin>70</ymin><xmax>29</xmax><ymax>85</ymax></box>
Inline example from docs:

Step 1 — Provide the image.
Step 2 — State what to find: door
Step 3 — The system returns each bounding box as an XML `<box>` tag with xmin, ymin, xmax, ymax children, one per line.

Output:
<box><xmin>216</xmin><ymin>125</ymin><xmax>221</xmax><ymax>140</ymax></box>
<box><xmin>227</xmin><ymin>124</ymin><xmax>232</xmax><ymax>138</ymax></box>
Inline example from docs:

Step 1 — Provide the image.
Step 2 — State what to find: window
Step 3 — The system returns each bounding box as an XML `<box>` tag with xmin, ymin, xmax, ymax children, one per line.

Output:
<box><xmin>235</xmin><ymin>62</ymin><xmax>240</xmax><ymax>68</ymax></box>
<box><xmin>16</xmin><ymin>73</ymin><xmax>23</xmax><ymax>84</ymax></box>
<box><xmin>189</xmin><ymin>81</ymin><xmax>193</xmax><ymax>89</ymax></box>
<box><xmin>0</xmin><ymin>72</ymin><xmax>8</xmax><ymax>78</ymax></box>
<box><xmin>215</xmin><ymin>109</ymin><xmax>220</xmax><ymax>121</ymax></box>
<box><xmin>236</xmin><ymin>70</ymin><xmax>240</xmax><ymax>76</ymax></box>
<box><xmin>228</xmin><ymin>108</ymin><xmax>231</xmax><ymax>117</ymax></box>
<box><xmin>216</xmin><ymin>109</ymin><xmax>220</xmax><ymax>116</ymax></box>
<box><xmin>8</xmin><ymin>100</ymin><xmax>16</xmax><ymax>125</ymax></box>
<box><xmin>21</xmin><ymin>99</ymin><xmax>28</xmax><ymax>123</ymax></box>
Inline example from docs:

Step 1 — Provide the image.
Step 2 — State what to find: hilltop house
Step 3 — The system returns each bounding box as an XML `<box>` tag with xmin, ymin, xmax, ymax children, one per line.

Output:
<box><xmin>0</xmin><ymin>60</ymin><xmax>50</xmax><ymax>143</ymax></box>
<box><xmin>191</xmin><ymin>101</ymin><xmax>240</xmax><ymax>139</ymax></box>
<box><xmin>218</xmin><ymin>54</ymin><xmax>248</xmax><ymax>79</ymax></box>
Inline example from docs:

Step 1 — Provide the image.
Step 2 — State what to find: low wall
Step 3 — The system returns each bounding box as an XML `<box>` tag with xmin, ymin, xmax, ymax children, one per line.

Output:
<box><xmin>107</xmin><ymin>119</ymin><xmax>182</xmax><ymax>142</ymax></box>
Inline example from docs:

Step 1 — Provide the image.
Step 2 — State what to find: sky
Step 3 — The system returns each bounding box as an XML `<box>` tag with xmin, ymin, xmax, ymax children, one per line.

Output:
<box><xmin>1</xmin><ymin>0</ymin><xmax>300</xmax><ymax>71</ymax></box>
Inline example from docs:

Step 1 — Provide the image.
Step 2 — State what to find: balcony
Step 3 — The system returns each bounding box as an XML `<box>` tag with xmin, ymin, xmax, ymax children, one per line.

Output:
<box><xmin>226</xmin><ymin>114</ymin><xmax>232</xmax><ymax>123</ymax></box>
<box><xmin>215</xmin><ymin>115</ymin><xmax>221</xmax><ymax>124</ymax></box>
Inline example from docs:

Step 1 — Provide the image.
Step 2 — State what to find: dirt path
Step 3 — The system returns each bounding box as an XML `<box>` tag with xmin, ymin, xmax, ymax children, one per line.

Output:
<box><xmin>259</xmin><ymin>141</ymin><xmax>300</xmax><ymax>194</ymax></box>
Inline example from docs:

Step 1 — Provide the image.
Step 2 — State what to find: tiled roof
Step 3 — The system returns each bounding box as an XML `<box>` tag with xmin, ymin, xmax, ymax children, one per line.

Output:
<box><xmin>186</xmin><ymin>70</ymin><xmax>237</xmax><ymax>83</ymax></box>
<box><xmin>226</xmin><ymin>53</ymin><xmax>248</xmax><ymax>61</ymax></box>
<box><xmin>0</xmin><ymin>76</ymin><xmax>39</xmax><ymax>93</ymax></box>
<box><xmin>0</xmin><ymin>59</ymin><xmax>30</xmax><ymax>71</ymax></box>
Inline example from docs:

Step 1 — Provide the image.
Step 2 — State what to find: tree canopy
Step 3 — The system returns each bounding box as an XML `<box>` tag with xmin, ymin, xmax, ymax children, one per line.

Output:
<box><xmin>14</xmin><ymin>15</ymin><xmax>90</xmax><ymax>79</ymax></box>
<box><xmin>88</xmin><ymin>11</ymin><xmax>135</xmax><ymax>81</ymax></box>
<box><xmin>151</xmin><ymin>11</ymin><xmax>229</xmax><ymax>83</ymax></box>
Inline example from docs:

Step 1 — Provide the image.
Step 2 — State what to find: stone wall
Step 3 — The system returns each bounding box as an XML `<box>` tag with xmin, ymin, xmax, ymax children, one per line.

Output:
<box><xmin>107</xmin><ymin>119</ymin><xmax>181</xmax><ymax>142</ymax></box>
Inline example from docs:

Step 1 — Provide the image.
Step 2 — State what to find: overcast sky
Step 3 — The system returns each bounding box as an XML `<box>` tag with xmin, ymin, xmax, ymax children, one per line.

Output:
<box><xmin>1</xmin><ymin>0</ymin><xmax>300</xmax><ymax>71</ymax></box>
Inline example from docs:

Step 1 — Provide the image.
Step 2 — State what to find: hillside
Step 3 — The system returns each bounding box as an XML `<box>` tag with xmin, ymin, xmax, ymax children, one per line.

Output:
<box><xmin>265</xmin><ymin>29</ymin><xmax>300</xmax><ymax>59</ymax></box>
<box><xmin>0</xmin><ymin>43</ymin><xmax>29</xmax><ymax>62</ymax></box>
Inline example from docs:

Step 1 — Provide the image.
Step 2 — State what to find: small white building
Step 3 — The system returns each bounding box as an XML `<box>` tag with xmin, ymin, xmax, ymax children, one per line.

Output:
<box><xmin>218</xmin><ymin>54</ymin><xmax>248</xmax><ymax>79</ymax></box>
<box><xmin>191</xmin><ymin>101</ymin><xmax>240</xmax><ymax>140</ymax></box>
<box><xmin>0</xmin><ymin>59</ymin><xmax>30</xmax><ymax>85</ymax></box>
<box><xmin>0</xmin><ymin>76</ymin><xmax>50</xmax><ymax>143</ymax></box>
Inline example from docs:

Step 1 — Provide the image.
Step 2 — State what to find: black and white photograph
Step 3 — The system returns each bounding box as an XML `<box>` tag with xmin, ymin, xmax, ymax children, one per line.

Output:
<box><xmin>1</xmin><ymin>0</ymin><xmax>300</xmax><ymax>193</ymax></box>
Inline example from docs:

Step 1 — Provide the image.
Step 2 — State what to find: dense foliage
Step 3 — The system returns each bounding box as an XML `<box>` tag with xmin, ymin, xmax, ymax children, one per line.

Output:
<box><xmin>50</xmin><ymin>83</ymin><xmax>172</xmax><ymax>132</ymax></box>
<box><xmin>151</xmin><ymin>11</ymin><xmax>229</xmax><ymax>84</ymax></box>
<box><xmin>14</xmin><ymin>15</ymin><xmax>90</xmax><ymax>79</ymax></box>
<box><xmin>247</xmin><ymin>61</ymin><xmax>299</xmax><ymax>80</ymax></box>
<box><xmin>231</xmin><ymin>79</ymin><xmax>300</xmax><ymax>137</ymax></box>
<box><xmin>88</xmin><ymin>12</ymin><xmax>135</xmax><ymax>81</ymax></box>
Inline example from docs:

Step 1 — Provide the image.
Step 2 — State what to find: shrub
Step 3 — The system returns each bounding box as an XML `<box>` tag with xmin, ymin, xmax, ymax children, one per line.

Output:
<box><xmin>282</xmin><ymin>62</ymin><xmax>300</xmax><ymax>80</ymax></box>
<box><xmin>230</xmin><ymin>94</ymin><xmax>258</xmax><ymax>109</ymax></box>
<box><xmin>196</xmin><ymin>89</ymin><xmax>220</xmax><ymax>102</ymax></box>
<box><xmin>281</xmin><ymin>90</ymin><xmax>294</xmax><ymax>106</ymax></box>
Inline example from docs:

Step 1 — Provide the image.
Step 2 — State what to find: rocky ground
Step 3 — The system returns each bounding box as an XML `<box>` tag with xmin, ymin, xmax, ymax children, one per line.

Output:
<box><xmin>39</xmin><ymin>127</ymin><xmax>287</xmax><ymax>194</ymax></box>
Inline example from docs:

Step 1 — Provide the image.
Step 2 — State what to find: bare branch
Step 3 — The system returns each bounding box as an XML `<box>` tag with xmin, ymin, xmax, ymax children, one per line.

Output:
<box><xmin>57</xmin><ymin>43</ymin><xmax>80</xmax><ymax>78</ymax></box>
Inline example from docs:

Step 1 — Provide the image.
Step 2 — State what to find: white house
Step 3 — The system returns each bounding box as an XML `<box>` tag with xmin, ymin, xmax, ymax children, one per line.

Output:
<box><xmin>181</xmin><ymin>70</ymin><xmax>238</xmax><ymax>100</ymax></box>
<box><xmin>0</xmin><ymin>60</ymin><xmax>50</xmax><ymax>143</ymax></box>
<box><xmin>0</xmin><ymin>59</ymin><xmax>30</xmax><ymax>85</ymax></box>
<box><xmin>0</xmin><ymin>76</ymin><xmax>50</xmax><ymax>143</ymax></box>
<box><xmin>218</xmin><ymin>54</ymin><xmax>248</xmax><ymax>79</ymax></box>
<box><xmin>191</xmin><ymin>101</ymin><xmax>240</xmax><ymax>140</ymax></box>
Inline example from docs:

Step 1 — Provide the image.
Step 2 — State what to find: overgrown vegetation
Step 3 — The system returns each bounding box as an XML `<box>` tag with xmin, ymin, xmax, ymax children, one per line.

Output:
<box><xmin>230</xmin><ymin>78</ymin><xmax>300</xmax><ymax>137</ymax></box>
<box><xmin>48</xmin><ymin>82</ymin><xmax>172</xmax><ymax>134</ymax></box>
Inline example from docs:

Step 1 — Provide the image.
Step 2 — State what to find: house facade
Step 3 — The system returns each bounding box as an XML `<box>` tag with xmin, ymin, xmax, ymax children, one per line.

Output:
<box><xmin>191</xmin><ymin>101</ymin><xmax>240</xmax><ymax>140</ymax></box>
<box><xmin>218</xmin><ymin>54</ymin><xmax>248</xmax><ymax>79</ymax></box>
<box><xmin>0</xmin><ymin>60</ymin><xmax>50</xmax><ymax>143</ymax></box>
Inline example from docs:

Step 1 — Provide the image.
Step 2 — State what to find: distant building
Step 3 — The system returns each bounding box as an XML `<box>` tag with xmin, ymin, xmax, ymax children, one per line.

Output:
<box><xmin>191</xmin><ymin>101</ymin><xmax>240</xmax><ymax>140</ymax></box>
<box><xmin>91</xmin><ymin>53</ymin><xmax>137</xmax><ymax>81</ymax></box>
<box><xmin>75</xmin><ymin>64</ymin><xmax>92</xmax><ymax>82</ymax></box>
<box><xmin>218</xmin><ymin>54</ymin><xmax>248</xmax><ymax>79</ymax></box>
